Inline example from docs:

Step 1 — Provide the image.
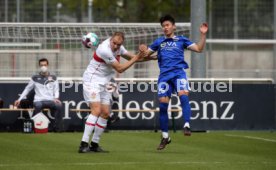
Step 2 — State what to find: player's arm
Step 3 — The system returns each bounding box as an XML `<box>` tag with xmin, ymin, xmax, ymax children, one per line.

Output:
<box><xmin>138</xmin><ymin>53</ymin><xmax>158</xmax><ymax>61</ymax></box>
<box><xmin>121</xmin><ymin>43</ymin><xmax>157</xmax><ymax>61</ymax></box>
<box><xmin>111</xmin><ymin>55</ymin><xmax>141</xmax><ymax>73</ymax></box>
<box><xmin>122</xmin><ymin>51</ymin><xmax>157</xmax><ymax>62</ymax></box>
<box><xmin>137</xmin><ymin>44</ymin><xmax>156</xmax><ymax>61</ymax></box>
<box><xmin>145</xmin><ymin>54</ymin><xmax>158</xmax><ymax>61</ymax></box>
<box><xmin>188</xmin><ymin>23</ymin><xmax>208</xmax><ymax>53</ymax></box>
<box><xmin>120</xmin><ymin>53</ymin><xmax>132</xmax><ymax>61</ymax></box>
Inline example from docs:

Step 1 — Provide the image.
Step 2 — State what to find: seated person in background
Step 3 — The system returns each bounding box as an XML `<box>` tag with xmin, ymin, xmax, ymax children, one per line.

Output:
<box><xmin>14</xmin><ymin>58</ymin><xmax>62</xmax><ymax>132</ymax></box>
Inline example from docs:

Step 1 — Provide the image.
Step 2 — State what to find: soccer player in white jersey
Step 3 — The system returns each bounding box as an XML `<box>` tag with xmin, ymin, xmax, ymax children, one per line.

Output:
<box><xmin>139</xmin><ymin>15</ymin><xmax>208</xmax><ymax>150</ymax></box>
<box><xmin>79</xmin><ymin>32</ymin><xmax>146</xmax><ymax>153</ymax></box>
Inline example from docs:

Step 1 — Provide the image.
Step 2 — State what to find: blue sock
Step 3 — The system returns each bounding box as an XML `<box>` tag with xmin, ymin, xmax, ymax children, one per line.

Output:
<box><xmin>179</xmin><ymin>95</ymin><xmax>191</xmax><ymax>123</ymax></box>
<box><xmin>159</xmin><ymin>103</ymin><xmax>169</xmax><ymax>132</ymax></box>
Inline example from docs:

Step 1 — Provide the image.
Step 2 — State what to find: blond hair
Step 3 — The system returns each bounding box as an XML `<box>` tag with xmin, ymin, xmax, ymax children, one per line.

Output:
<box><xmin>112</xmin><ymin>32</ymin><xmax>125</xmax><ymax>41</ymax></box>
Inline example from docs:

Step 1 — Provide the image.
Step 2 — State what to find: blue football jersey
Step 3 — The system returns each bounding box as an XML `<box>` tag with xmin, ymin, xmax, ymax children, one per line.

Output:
<box><xmin>149</xmin><ymin>35</ymin><xmax>194</xmax><ymax>74</ymax></box>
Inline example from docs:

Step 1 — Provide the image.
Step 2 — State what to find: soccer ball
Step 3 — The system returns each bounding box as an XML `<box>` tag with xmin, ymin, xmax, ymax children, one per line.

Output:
<box><xmin>82</xmin><ymin>32</ymin><xmax>99</xmax><ymax>48</ymax></box>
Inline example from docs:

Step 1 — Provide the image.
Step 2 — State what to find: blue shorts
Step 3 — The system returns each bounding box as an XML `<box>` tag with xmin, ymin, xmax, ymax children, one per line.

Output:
<box><xmin>157</xmin><ymin>69</ymin><xmax>190</xmax><ymax>98</ymax></box>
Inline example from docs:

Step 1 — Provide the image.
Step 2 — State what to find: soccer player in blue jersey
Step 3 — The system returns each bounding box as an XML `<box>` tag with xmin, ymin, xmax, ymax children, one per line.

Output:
<box><xmin>139</xmin><ymin>14</ymin><xmax>208</xmax><ymax>150</ymax></box>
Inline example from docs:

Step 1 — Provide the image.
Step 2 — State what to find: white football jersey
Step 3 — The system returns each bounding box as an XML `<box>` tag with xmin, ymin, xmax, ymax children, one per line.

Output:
<box><xmin>83</xmin><ymin>38</ymin><xmax>128</xmax><ymax>85</ymax></box>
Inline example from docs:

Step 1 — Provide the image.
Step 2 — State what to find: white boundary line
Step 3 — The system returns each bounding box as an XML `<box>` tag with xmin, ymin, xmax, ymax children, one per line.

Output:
<box><xmin>1</xmin><ymin>161</ymin><xmax>276</xmax><ymax>167</ymax></box>
<box><xmin>225</xmin><ymin>134</ymin><xmax>276</xmax><ymax>143</ymax></box>
<box><xmin>0</xmin><ymin>162</ymin><xmax>222</xmax><ymax>167</ymax></box>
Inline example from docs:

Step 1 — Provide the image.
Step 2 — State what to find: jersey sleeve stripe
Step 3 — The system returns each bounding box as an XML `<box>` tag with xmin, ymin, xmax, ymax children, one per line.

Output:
<box><xmin>148</xmin><ymin>48</ymin><xmax>155</xmax><ymax>52</ymax></box>
<box><xmin>187</xmin><ymin>43</ymin><xmax>196</xmax><ymax>49</ymax></box>
<box><xmin>93</xmin><ymin>52</ymin><xmax>106</xmax><ymax>63</ymax></box>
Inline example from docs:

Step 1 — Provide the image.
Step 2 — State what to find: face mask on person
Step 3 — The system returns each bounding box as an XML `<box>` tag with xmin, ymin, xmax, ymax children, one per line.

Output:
<box><xmin>40</xmin><ymin>66</ymin><xmax>48</xmax><ymax>73</ymax></box>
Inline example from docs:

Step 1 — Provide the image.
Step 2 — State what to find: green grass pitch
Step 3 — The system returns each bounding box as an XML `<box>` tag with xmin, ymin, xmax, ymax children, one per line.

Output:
<box><xmin>0</xmin><ymin>131</ymin><xmax>276</xmax><ymax>170</ymax></box>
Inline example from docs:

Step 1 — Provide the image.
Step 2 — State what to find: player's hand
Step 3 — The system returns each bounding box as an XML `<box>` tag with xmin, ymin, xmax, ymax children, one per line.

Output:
<box><xmin>138</xmin><ymin>44</ymin><xmax>148</xmax><ymax>58</ymax></box>
<box><xmin>136</xmin><ymin>52</ymin><xmax>144</xmax><ymax>60</ymax></box>
<box><xmin>200</xmin><ymin>23</ymin><xmax>208</xmax><ymax>34</ymax></box>
<box><xmin>139</xmin><ymin>44</ymin><xmax>147</xmax><ymax>52</ymax></box>
<box><xmin>14</xmin><ymin>100</ymin><xmax>20</xmax><ymax>107</ymax></box>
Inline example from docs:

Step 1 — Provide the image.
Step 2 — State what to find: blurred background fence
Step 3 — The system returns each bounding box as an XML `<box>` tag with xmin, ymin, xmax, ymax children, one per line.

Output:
<box><xmin>0</xmin><ymin>23</ymin><xmax>190</xmax><ymax>77</ymax></box>
<box><xmin>0</xmin><ymin>0</ymin><xmax>275</xmax><ymax>79</ymax></box>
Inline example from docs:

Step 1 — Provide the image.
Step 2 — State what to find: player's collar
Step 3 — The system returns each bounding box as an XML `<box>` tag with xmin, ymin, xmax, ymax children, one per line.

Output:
<box><xmin>164</xmin><ymin>35</ymin><xmax>176</xmax><ymax>39</ymax></box>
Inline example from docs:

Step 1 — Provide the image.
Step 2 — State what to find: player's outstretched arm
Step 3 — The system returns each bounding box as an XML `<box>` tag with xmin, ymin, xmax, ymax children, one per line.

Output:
<box><xmin>136</xmin><ymin>44</ymin><xmax>156</xmax><ymax>61</ymax></box>
<box><xmin>121</xmin><ymin>45</ymin><xmax>157</xmax><ymax>62</ymax></box>
<box><xmin>111</xmin><ymin>54</ymin><xmax>141</xmax><ymax>73</ymax></box>
<box><xmin>188</xmin><ymin>23</ymin><xmax>208</xmax><ymax>53</ymax></box>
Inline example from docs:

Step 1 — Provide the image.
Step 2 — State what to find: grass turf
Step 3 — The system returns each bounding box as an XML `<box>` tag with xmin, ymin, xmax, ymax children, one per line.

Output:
<box><xmin>0</xmin><ymin>131</ymin><xmax>276</xmax><ymax>170</ymax></box>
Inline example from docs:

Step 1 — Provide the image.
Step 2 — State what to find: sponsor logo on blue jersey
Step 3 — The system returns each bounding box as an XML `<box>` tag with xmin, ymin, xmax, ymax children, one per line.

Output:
<box><xmin>160</xmin><ymin>41</ymin><xmax>177</xmax><ymax>47</ymax></box>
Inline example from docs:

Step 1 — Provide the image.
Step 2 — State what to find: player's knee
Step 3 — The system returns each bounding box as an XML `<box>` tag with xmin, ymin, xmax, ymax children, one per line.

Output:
<box><xmin>178</xmin><ymin>90</ymin><xmax>189</xmax><ymax>96</ymax></box>
<box><xmin>90</xmin><ymin>107</ymin><xmax>101</xmax><ymax>116</ymax></box>
<box><xmin>90</xmin><ymin>102</ymin><xmax>101</xmax><ymax>114</ymax></box>
<box><xmin>159</xmin><ymin>96</ymin><xmax>170</xmax><ymax>103</ymax></box>
<box><xmin>100</xmin><ymin>112</ymin><xmax>110</xmax><ymax>119</ymax></box>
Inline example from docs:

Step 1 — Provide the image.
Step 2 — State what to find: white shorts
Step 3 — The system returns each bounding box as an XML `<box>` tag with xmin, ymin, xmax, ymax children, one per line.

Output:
<box><xmin>83</xmin><ymin>82</ymin><xmax>112</xmax><ymax>105</ymax></box>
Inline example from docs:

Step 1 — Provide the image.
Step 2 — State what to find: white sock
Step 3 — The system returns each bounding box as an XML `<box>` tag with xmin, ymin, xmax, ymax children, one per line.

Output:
<box><xmin>91</xmin><ymin>117</ymin><xmax>107</xmax><ymax>144</ymax></box>
<box><xmin>184</xmin><ymin>122</ymin><xmax>190</xmax><ymax>128</ymax></box>
<box><xmin>81</xmin><ymin>114</ymin><xmax>98</xmax><ymax>143</ymax></box>
<box><xmin>162</xmin><ymin>132</ymin><xmax>169</xmax><ymax>138</ymax></box>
